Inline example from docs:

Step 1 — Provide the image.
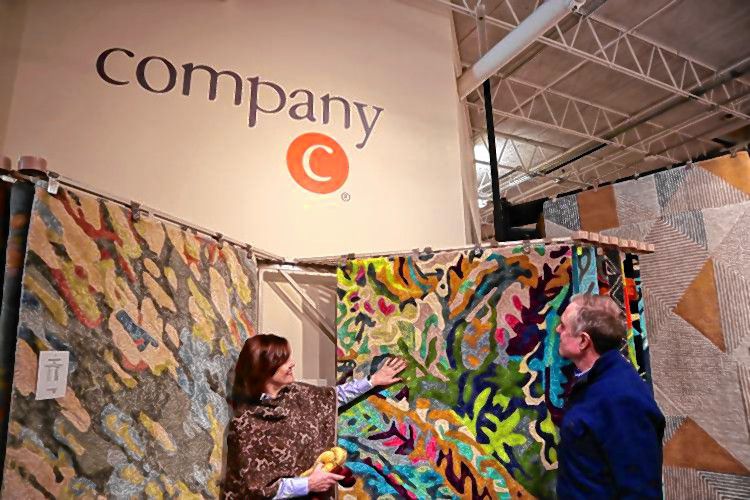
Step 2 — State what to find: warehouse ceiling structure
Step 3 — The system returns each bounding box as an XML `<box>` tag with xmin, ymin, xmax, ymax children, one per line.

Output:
<box><xmin>444</xmin><ymin>0</ymin><xmax>750</xmax><ymax>237</ymax></box>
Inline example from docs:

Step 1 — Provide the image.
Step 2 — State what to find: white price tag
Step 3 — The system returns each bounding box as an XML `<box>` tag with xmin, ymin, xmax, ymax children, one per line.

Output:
<box><xmin>35</xmin><ymin>351</ymin><xmax>70</xmax><ymax>400</ymax></box>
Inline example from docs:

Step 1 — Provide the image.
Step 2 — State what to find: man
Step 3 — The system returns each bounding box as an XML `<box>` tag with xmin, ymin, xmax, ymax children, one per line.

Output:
<box><xmin>556</xmin><ymin>294</ymin><xmax>665</xmax><ymax>499</ymax></box>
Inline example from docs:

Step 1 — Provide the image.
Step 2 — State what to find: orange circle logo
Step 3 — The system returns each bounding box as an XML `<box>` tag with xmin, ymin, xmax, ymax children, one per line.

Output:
<box><xmin>286</xmin><ymin>133</ymin><xmax>349</xmax><ymax>194</ymax></box>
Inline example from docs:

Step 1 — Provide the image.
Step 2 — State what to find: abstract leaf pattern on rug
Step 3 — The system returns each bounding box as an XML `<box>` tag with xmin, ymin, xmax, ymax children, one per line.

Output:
<box><xmin>0</xmin><ymin>187</ymin><xmax>257</xmax><ymax>498</ymax></box>
<box><xmin>336</xmin><ymin>244</ymin><xmax>576</xmax><ymax>499</ymax></box>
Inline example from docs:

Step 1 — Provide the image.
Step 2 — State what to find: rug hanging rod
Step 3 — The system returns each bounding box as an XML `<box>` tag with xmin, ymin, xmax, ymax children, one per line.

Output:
<box><xmin>295</xmin><ymin>232</ymin><xmax>654</xmax><ymax>266</ymax></box>
<box><xmin>295</xmin><ymin>237</ymin><xmax>570</xmax><ymax>266</ymax></box>
<box><xmin>54</xmin><ymin>176</ymin><xmax>286</xmax><ymax>263</ymax></box>
<box><xmin>259</xmin><ymin>264</ymin><xmax>336</xmax><ymax>278</ymax></box>
<box><xmin>10</xmin><ymin>155</ymin><xmax>285</xmax><ymax>263</ymax></box>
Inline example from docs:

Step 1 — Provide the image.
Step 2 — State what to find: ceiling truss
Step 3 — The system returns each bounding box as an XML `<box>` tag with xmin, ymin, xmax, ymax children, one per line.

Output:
<box><xmin>445</xmin><ymin>0</ymin><xmax>750</xmax><ymax>226</ymax></box>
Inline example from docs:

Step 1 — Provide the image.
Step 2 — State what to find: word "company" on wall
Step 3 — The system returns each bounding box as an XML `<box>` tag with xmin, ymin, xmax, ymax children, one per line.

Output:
<box><xmin>96</xmin><ymin>48</ymin><xmax>385</xmax><ymax>149</ymax></box>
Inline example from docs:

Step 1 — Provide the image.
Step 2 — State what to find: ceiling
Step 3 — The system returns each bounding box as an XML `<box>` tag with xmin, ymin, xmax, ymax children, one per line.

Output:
<box><xmin>444</xmin><ymin>0</ymin><xmax>750</xmax><ymax>235</ymax></box>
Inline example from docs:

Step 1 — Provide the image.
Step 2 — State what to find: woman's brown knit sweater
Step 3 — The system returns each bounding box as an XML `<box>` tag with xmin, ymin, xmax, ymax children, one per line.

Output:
<box><xmin>222</xmin><ymin>382</ymin><xmax>336</xmax><ymax>499</ymax></box>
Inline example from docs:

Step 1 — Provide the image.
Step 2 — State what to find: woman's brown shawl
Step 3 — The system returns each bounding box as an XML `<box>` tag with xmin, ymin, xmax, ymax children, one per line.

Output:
<box><xmin>223</xmin><ymin>382</ymin><xmax>336</xmax><ymax>499</ymax></box>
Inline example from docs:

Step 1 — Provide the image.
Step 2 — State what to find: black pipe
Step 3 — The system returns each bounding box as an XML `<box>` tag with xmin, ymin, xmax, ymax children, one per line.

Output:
<box><xmin>541</xmin><ymin>143</ymin><xmax>607</xmax><ymax>178</ymax></box>
<box><xmin>483</xmin><ymin>79</ymin><xmax>508</xmax><ymax>241</ymax></box>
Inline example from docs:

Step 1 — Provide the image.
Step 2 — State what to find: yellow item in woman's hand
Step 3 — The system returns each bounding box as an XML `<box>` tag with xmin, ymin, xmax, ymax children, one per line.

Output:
<box><xmin>332</xmin><ymin>446</ymin><xmax>346</xmax><ymax>464</ymax></box>
<box><xmin>300</xmin><ymin>446</ymin><xmax>348</xmax><ymax>477</ymax></box>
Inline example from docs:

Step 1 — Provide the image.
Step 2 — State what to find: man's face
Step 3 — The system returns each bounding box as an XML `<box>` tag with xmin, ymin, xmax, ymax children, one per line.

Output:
<box><xmin>557</xmin><ymin>302</ymin><xmax>583</xmax><ymax>360</ymax></box>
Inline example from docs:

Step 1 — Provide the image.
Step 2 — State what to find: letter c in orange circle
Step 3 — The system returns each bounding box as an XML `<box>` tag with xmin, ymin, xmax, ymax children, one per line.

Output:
<box><xmin>286</xmin><ymin>133</ymin><xmax>349</xmax><ymax>194</ymax></box>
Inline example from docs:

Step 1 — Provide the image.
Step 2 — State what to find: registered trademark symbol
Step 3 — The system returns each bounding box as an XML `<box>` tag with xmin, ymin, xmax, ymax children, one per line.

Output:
<box><xmin>341</xmin><ymin>192</ymin><xmax>351</xmax><ymax>202</ymax></box>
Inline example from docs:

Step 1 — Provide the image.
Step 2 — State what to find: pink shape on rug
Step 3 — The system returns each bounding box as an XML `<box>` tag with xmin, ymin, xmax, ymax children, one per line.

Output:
<box><xmin>382</xmin><ymin>436</ymin><xmax>402</xmax><ymax>447</ymax></box>
<box><xmin>495</xmin><ymin>328</ymin><xmax>505</xmax><ymax>344</ymax></box>
<box><xmin>378</xmin><ymin>297</ymin><xmax>396</xmax><ymax>315</ymax></box>
<box><xmin>425</xmin><ymin>436</ymin><xmax>438</xmax><ymax>462</ymax></box>
<box><xmin>505</xmin><ymin>314</ymin><xmax>520</xmax><ymax>329</ymax></box>
<box><xmin>512</xmin><ymin>295</ymin><xmax>523</xmax><ymax>310</ymax></box>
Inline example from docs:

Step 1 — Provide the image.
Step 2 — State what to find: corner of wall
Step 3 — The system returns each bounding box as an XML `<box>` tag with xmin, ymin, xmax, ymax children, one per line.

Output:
<box><xmin>0</xmin><ymin>0</ymin><xmax>29</xmax><ymax>152</ymax></box>
<box><xmin>449</xmin><ymin>11</ymin><xmax>481</xmax><ymax>244</ymax></box>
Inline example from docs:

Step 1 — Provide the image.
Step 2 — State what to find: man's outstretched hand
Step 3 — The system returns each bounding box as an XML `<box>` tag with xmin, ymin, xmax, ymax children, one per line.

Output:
<box><xmin>370</xmin><ymin>357</ymin><xmax>407</xmax><ymax>387</ymax></box>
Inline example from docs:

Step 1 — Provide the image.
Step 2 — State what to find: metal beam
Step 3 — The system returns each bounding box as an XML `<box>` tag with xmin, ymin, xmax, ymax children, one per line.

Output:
<box><xmin>473</xmin><ymin>130</ymin><xmax>572</xmax><ymax>200</ymax></box>
<box><xmin>479</xmin><ymin>130</ymin><xmax>555</xmax><ymax>174</ymax></box>
<box><xmin>470</xmin><ymin>127</ymin><xmax>567</xmax><ymax>151</ymax></box>
<box><xmin>474</xmin><ymin>135</ymin><xmax>592</xmax><ymax>205</ymax></box>
<box><xmin>467</xmin><ymin>98</ymin><xmax>676</xmax><ymax>164</ymax></box>
<box><xmin>443</xmin><ymin>0</ymin><xmax>750</xmax><ymax>121</ymax></box>
<box><xmin>475</xmin><ymin>157</ymin><xmax>588</xmax><ymax>198</ymax></box>
<box><xmin>472</xmin><ymin>58</ymin><xmax>750</xmax><ymax>200</ymax></box>
<box><xmin>587</xmin><ymin>10</ymin><xmax>750</xmax><ymax>90</ymax></box>
<box><xmin>454</xmin><ymin>0</ymin><xmax>750</xmax><ymax>205</ymax></box>
<box><xmin>569</xmin><ymin>96</ymin><xmax>750</xmax><ymax>183</ymax></box>
<box><xmin>474</xmin><ymin>136</ymin><xmax>618</xmax><ymax>202</ymax></box>
<box><xmin>456</xmin><ymin>0</ymin><xmax>583</xmax><ymax>99</ymax></box>
<box><xmin>488</xmin><ymin>0</ymin><xmax>682</xmax><ymax>135</ymax></box>
<box><xmin>486</xmin><ymin>0</ymin><xmax>680</xmax><ymax>133</ymax></box>
<box><xmin>469</xmin><ymin>58</ymin><xmax>750</xmax><ymax>176</ymax></box>
<box><xmin>533</xmin><ymin>57</ymin><xmax>750</xmax><ymax>179</ymax></box>
<box><xmin>509</xmin><ymin>94</ymin><xmax>750</xmax><ymax>201</ymax></box>
<box><xmin>488</xmin><ymin>75</ymin><xmax>721</xmax><ymax>153</ymax></box>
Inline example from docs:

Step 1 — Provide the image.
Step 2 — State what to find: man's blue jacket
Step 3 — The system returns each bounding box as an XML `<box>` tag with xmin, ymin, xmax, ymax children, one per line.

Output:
<box><xmin>557</xmin><ymin>349</ymin><xmax>665</xmax><ymax>499</ymax></box>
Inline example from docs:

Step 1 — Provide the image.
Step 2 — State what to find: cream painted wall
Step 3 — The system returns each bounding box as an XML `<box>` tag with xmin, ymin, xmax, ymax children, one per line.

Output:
<box><xmin>260</xmin><ymin>271</ymin><xmax>337</xmax><ymax>385</ymax></box>
<box><xmin>0</xmin><ymin>0</ymin><xmax>469</xmax><ymax>383</ymax></box>
<box><xmin>0</xmin><ymin>0</ymin><xmax>27</xmax><ymax>148</ymax></box>
<box><xmin>1</xmin><ymin>0</ymin><xmax>466</xmax><ymax>258</ymax></box>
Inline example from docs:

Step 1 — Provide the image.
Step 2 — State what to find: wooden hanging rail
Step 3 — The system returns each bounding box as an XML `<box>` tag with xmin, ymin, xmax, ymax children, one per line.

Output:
<box><xmin>6</xmin><ymin>156</ymin><xmax>655</xmax><ymax>268</ymax></box>
<box><xmin>8</xmin><ymin>155</ymin><xmax>285</xmax><ymax>264</ymax></box>
<box><xmin>571</xmin><ymin>231</ymin><xmax>655</xmax><ymax>253</ymax></box>
<box><xmin>295</xmin><ymin>232</ymin><xmax>655</xmax><ymax>267</ymax></box>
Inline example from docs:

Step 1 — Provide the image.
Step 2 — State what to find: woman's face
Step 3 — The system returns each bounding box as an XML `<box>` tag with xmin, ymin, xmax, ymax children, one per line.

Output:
<box><xmin>269</xmin><ymin>356</ymin><xmax>296</xmax><ymax>387</ymax></box>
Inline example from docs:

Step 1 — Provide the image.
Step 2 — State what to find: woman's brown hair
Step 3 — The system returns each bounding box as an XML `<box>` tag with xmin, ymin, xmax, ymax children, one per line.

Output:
<box><xmin>232</xmin><ymin>334</ymin><xmax>291</xmax><ymax>404</ymax></box>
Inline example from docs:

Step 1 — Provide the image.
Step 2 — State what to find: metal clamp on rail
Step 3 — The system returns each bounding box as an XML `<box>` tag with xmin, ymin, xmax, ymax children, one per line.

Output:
<box><xmin>213</xmin><ymin>232</ymin><xmax>225</xmax><ymax>248</ymax></box>
<box><xmin>130</xmin><ymin>201</ymin><xmax>144</xmax><ymax>222</ymax></box>
<box><xmin>47</xmin><ymin>171</ymin><xmax>60</xmax><ymax>194</ymax></box>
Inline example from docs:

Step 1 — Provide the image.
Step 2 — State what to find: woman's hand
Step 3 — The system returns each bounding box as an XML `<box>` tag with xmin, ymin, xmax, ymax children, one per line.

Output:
<box><xmin>308</xmin><ymin>463</ymin><xmax>344</xmax><ymax>493</ymax></box>
<box><xmin>370</xmin><ymin>357</ymin><xmax>407</xmax><ymax>387</ymax></box>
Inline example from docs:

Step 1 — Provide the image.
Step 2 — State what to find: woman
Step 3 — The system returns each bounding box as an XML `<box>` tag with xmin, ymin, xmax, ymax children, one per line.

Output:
<box><xmin>223</xmin><ymin>334</ymin><xmax>405</xmax><ymax>499</ymax></box>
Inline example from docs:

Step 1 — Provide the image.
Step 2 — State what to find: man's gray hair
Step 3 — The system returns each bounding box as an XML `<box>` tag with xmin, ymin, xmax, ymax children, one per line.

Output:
<box><xmin>568</xmin><ymin>294</ymin><xmax>627</xmax><ymax>354</ymax></box>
